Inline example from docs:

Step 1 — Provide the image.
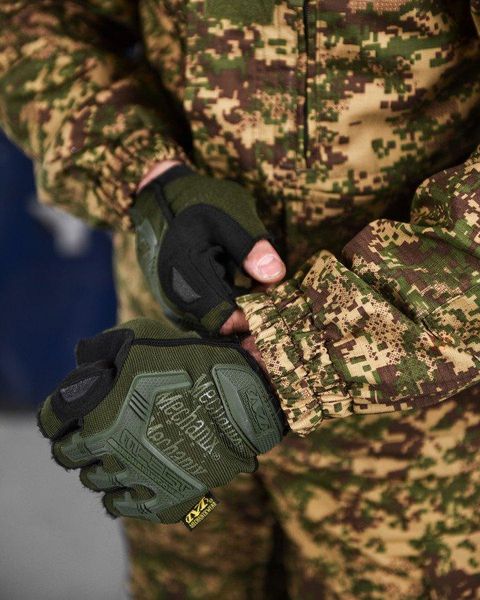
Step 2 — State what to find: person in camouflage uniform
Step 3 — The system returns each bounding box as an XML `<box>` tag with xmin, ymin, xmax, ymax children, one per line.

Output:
<box><xmin>1</xmin><ymin>0</ymin><xmax>480</xmax><ymax>597</ymax></box>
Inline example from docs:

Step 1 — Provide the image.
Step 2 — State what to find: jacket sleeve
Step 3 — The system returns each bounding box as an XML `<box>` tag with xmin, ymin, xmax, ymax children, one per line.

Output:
<box><xmin>0</xmin><ymin>1</ymin><xmax>188</xmax><ymax>229</ymax></box>
<box><xmin>238</xmin><ymin>150</ymin><xmax>480</xmax><ymax>436</ymax></box>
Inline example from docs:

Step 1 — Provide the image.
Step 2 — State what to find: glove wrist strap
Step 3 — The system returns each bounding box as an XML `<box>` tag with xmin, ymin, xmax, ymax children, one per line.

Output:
<box><xmin>154</xmin><ymin>164</ymin><xmax>195</xmax><ymax>189</ymax></box>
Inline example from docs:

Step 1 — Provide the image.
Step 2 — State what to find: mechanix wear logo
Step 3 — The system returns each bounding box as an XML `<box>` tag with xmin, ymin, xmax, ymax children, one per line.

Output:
<box><xmin>182</xmin><ymin>493</ymin><xmax>219</xmax><ymax>531</ymax></box>
<box><xmin>147</xmin><ymin>374</ymin><xmax>249</xmax><ymax>465</ymax></box>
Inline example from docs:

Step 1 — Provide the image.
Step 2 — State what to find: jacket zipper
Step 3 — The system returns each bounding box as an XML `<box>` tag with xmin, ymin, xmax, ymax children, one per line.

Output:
<box><xmin>303</xmin><ymin>0</ymin><xmax>310</xmax><ymax>164</ymax></box>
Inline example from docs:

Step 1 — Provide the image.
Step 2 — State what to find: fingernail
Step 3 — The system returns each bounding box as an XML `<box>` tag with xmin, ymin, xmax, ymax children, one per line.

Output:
<box><xmin>256</xmin><ymin>254</ymin><xmax>284</xmax><ymax>280</ymax></box>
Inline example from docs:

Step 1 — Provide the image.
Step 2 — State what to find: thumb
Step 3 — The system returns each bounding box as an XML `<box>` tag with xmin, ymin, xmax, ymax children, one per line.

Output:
<box><xmin>243</xmin><ymin>239</ymin><xmax>286</xmax><ymax>284</ymax></box>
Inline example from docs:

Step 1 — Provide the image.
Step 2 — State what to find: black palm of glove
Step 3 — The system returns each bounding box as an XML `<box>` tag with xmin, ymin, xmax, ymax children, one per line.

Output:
<box><xmin>130</xmin><ymin>165</ymin><xmax>270</xmax><ymax>331</ymax></box>
<box><xmin>38</xmin><ymin>318</ymin><xmax>286</xmax><ymax>528</ymax></box>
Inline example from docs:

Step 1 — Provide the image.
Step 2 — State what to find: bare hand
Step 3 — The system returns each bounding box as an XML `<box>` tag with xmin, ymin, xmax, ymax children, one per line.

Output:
<box><xmin>220</xmin><ymin>239</ymin><xmax>286</xmax><ymax>335</ymax></box>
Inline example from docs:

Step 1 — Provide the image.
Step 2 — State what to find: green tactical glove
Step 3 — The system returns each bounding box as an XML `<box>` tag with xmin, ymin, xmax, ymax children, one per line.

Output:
<box><xmin>130</xmin><ymin>165</ymin><xmax>270</xmax><ymax>331</ymax></box>
<box><xmin>38</xmin><ymin>318</ymin><xmax>285</xmax><ymax>528</ymax></box>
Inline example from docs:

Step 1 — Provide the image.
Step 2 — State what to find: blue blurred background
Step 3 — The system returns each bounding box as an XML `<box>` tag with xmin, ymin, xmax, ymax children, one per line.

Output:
<box><xmin>0</xmin><ymin>132</ymin><xmax>130</xmax><ymax>599</ymax></box>
<box><xmin>0</xmin><ymin>130</ymin><xmax>117</xmax><ymax>409</ymax></box>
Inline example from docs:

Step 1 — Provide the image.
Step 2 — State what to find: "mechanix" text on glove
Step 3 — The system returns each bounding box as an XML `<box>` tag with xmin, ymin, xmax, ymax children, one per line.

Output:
<box><xmin>38</xmin><ymin>318</ymin><xmax>286</xmax><ymax>528</ymax></box>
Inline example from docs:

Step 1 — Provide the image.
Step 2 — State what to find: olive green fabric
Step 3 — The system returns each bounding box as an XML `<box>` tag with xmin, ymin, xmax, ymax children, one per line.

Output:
<box><xmin>131</xmin><ymin>170</ymin><xmax>269</xmax><ymax>331</ymax></box>
<box><xmin>206</xmin><ymin>0</ymin><xmax>276</xmax><ymax>24</ymax></box>
<box><xmin>2</xmin><ymin>0</ymin><xmax>480</xmax><ymax>595</ymax></box>
<box><xmin>38</xmin><ymin>318</ymin><xmax>284</xmax><ymax>524</ymax></box>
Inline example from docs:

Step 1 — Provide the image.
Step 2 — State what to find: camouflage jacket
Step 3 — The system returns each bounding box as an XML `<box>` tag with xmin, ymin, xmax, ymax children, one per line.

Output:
<box><xmin>1</xmin><ymin>1</ymin><xmax>479</xmax><ymax>435</ymax></box>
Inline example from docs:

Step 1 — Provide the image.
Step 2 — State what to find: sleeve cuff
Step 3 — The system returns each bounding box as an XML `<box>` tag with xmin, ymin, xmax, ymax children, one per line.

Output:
<box><xmin>94</xmin><ymin>131</ymin><xmax>190</xmax><ymax>230</ymax></box>
<box><xmin>36</xmin><ymin>81</ymin><xmax>190</xmax><ymax>229</ymax></box>
<box><xmin>237</xmin><ymin>274</ymin><xmax>353</xmax><ymax>437</ymax></box>
<box><xmin>38</xmin><ymin>108</ymin><xmax>190</xmax><ymax>230</ymax></box>
<box><xmin>238</xmin><ymin>248</ymin><xmax>480</xmax><ymax>437</ymax></box>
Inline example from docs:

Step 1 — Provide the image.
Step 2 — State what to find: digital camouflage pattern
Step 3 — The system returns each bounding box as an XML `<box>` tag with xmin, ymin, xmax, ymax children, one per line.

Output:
<box><xmin>124</xmin><ymin>389</ymin><xmax>480</xmax><ymax>599</ymax></box>
<box><xmin>239</xmin><ymin>151</ymin><xmax>480</xmax><ymax>434</ymax></box>
<box><xmin>1</xmin><ymin>0</ymin><xmax>480</xmax><ymax>597</ymax></box>
<box><xmin>0</xmin><ymin>0</ymin><xmax>190</xmax><ymax>229</ymax></box>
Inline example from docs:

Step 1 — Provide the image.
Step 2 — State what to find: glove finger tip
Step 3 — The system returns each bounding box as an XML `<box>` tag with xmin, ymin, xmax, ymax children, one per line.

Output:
<box><xmin>79</xmin><ymin>465</ymin><xmax>102</xmax><ymax>491</ymax></box>
<box><xmin>201</xmin><ymin>301</ymin><xmax>236</xmax><ymax>332</ymax></box>
<box><xmin>102</xmin><ymin>492</ymin><xmax>123</xmax><ymax>520</ymax></box>
<box><xmin>50</xmin><ymin>442</ymin><xmax>77</xmax><ymax>471</ymax></box>
<box><xmin>37</xmin><ymin>397</ymin><xmax>64</xmax><ymax>440</ymax></box>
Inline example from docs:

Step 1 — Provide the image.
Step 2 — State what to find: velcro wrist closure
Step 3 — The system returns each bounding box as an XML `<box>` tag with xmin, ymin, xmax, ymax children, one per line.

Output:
<box><xmin>155</xmin><ymin>164</ymin><xmax>196</xmax><ymax>189</ymax></box>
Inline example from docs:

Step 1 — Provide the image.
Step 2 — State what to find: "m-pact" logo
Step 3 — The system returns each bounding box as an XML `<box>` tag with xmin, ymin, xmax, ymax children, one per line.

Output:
<box><xmin>243</xmin><ymin>388</ymin><xmax>270</xmax><ymax>433</ymax></box>
<box><xmin>182</xmin><ymin>493</ymin><xmax>219</xmax><ymax>530</ymax></box>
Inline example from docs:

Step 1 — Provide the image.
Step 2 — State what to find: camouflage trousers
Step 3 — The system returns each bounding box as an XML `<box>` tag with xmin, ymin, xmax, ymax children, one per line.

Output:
<box><xmin>116</xmin><ymin>234</ymin><xmax>480</xmax><ymax>600</ymax></box>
